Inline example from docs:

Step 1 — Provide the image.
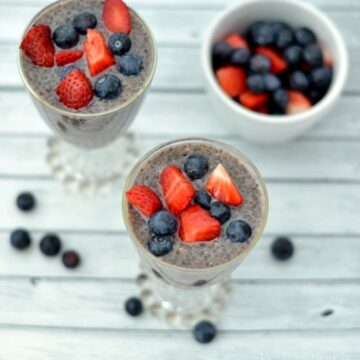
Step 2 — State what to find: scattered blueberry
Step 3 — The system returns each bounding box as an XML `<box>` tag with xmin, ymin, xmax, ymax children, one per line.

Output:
<box><xmin>193</xmin><ymin>321</ymin><xmax>217</xmax><ymax>344</ymax></box>
<box><xmin>125</xmin><ymin>297</ymin><xmax>143</xmax><ymax>317</ymax></box>
<box><xmin>271</xmin><ymin>88</ymin><xmax>289</xmax><ymax>111</ymax></box>
<box><xmin>226</xmin><ymin>220</ymin><xmax>252</xmax><ymax>243</ymax></box>
<box><xmin>271</xmin><ymin>236</ymin><xmax>294</xmax><ymax>260</ymax></box>
<box><xmin>94</xmin><ymin>74</ymin><xmax>122</xmax><ymax>100</ymax></box>
<box><xmin>10</xmin><ymin>229</ymin><xmax>31</xmax><ymax>250</ymax></box>
<box><xmin>39</xmin><ymin>234</ymin><xmax>62</xmax><ymax>256</ymax></box>
<box><xmin>264</xmin><ymin>73</ymin><xmax>281</xmax><ymax>92</ymax></box>
<box><xmin>52</xmin><ymin>24</ymin><xmax>79</xmax><ymax>49</ymax></box>
<box><xmin>294</xmin><ymin>27</ymin><xmax>316</xmax><ymax>47</ymax></box>
<box><xmin>230</xmin><ymin>48</ymin><xmax>250</xmax><ymax>66</ymax></box>
<box><xmin>275</xmin><ymin>28</ymin><xmax>294</xmax><ymax>49</ymax></box>
<box><xmin>147</xmin><ymin>236</ymin><xmax>173</xmax><ymax>257</ymax></box>
<box><xmin>212</xmin><ymin>41</ymin><xmax>232</xmax><ymax>66</ymax></box>
<box><xmin>249</xmin><ymin>54</ymin><xmax>271</xmax><ymax>73</ymax></box>
<box><xmin>247</xmin><ymin>74</ymin><xmax>265</xmax><ymax>93</ymax></box>
<box><xmin>16</xmin><ymin>192</ymin><xmax>36</xmax><ymax>212</ymax></box>
<box><xmin>210</xmin><ymin>202</ymin><xmax>231</xmax><ymax>224</ymax></box>
<box><xmin>184</xmin><ymin>154</ymin><xmax>209</xmax><ymax>180</ymax></box>
<box><xmin>62</xmin><ymin>250</ymin><xmax>81</xmax><ymax>269</ymax></box>
<box><xmin>247</xmin><ymin>22</ymin><xmax>274</xmax><ymax>46</ymax></box>
<box><xmin>117</xmin><ymin>53</ymin><xmax>143</xmax><ymax>76</ymax></box>
<box><xmin>309</xmin><ymin>67</ymin><xmax>332</xmax><ymax>89</ymax></box>
<box><xmin>289</xmin><ymin>71</ymin><xmax>309</xmax><ymax>91</ymax></box>
<box><xmin>58</xmin><ymin>65</ymin><xmax>78</xmax><ymax>79</ymax></box>
<box><xmin>148</xmin><ymin>210</ymin><xmax>178</xmax><ymax>236</ymax></box>
<box><xmin>283</xmin><ymin>45</ymin><xmax>303</xmax><ymax>67</ymax></box>
<box><xmin>303</xmin><ymin>44</ymin><xmax>323</xmax><ymax>68</ymax></box>
<box><xmin>194</xmin><ymin>189</ymin><xmax>212</xmax><ymax>210</ymax></box>
<box><xmin>73</xmin><ymin>12</ymin><xmax>97</xmax><ymax>35</ymax></box>
<box><xmin>108</xmin><ymin>32</ymin><xmax>132</xmax><ymax>56</ymax></box>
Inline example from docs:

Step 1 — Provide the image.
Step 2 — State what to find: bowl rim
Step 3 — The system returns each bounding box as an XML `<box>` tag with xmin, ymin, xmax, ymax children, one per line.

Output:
<box><xmin>201</xmin><ymin>0</ymin><xmax>349</xmax><ymax>126</ymax></box>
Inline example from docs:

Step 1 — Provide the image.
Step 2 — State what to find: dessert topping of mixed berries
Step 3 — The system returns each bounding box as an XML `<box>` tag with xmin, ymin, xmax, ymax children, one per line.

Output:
<box><xmin>20</xmin><ymin>0</ymin><xmax>144</xmax><ymax>110</ymax></box>
<box><xmin>212</xmin><ymin>21</ymin><xmax>333</xmax><ymax>115</ymax></box>
<box><xmin>126</xmin><ymin>154</ymin><xmax>253</xmax><ymax>256</ymax></box>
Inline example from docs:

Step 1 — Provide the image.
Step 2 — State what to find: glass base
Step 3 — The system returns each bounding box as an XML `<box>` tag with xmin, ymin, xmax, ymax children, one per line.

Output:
<box><xmin>136</xmin><ymin>267</ymin><xmax>232</xmax><ymax>329</ymax></box>
<box><xmin>46</xmin><ymin>133</ymin><xmax>139</xmax><ymax>195</ymax></box>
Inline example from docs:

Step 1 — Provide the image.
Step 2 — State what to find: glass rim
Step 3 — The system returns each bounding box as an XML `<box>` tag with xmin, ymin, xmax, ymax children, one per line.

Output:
<box><xmin>17</xmin><ymin>0</ymin><xmax>158</xmax><ymax>118</ymax></box>
<box><xmin>122</xmin><ymin>137</ymin><xmax>269</xmax><ymax>274</ymax></box>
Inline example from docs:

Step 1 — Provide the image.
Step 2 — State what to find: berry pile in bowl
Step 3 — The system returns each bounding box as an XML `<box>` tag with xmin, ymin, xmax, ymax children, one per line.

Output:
<box><xmin>212</xmin><ymin>21</ymin><xmax>333</xmax><ymax>116</ymax></box>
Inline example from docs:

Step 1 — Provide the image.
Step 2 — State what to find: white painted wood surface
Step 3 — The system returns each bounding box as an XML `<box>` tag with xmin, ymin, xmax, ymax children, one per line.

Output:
<box><xmin>0</xmin><ymin>0</ymin><xmax>359</xmax><ymax>358</ymax></box>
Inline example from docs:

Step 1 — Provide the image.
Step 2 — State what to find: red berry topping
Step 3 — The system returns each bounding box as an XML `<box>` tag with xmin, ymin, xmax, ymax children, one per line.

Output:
<box><xmin>256</xmin><ymin>47</ymin><xmax>287</xmax><ymax>74</ymax></box>
<box><xmin>102</xmin><ymin>0</ymin><xmax>131</xmax><ymax>34</ymax></box>
<box><xmin>239</xmin><ymin>91</ymin><xmax>269</xmax><ymax>110</ymax></box>
<box><xmin>126</xmin><ymin>185</ymin><xmax>162</xmax><ymax>217</ymax></box>
<box><xmin>205</xmin><ymin>164</ymin><xmax>243</xmax><ymax>206</ymax></box>
<box><xmin>225</xmin><ymin>33</ymin><xmax>249</xmax><ymax>49</ymax></box>
<box><xmin>179</xmin><ymin>204</ymin><xmax>221</xmax><ymax>243</ymax></box>
<box><xmin>160</xmin><ymin>166</ymin><xmax>196</xmax><ymax>216</ymax></box>
<box><xmin>55</xmin><ymin>69</ymin><xmax>93</xmax><ymax>109</ymax></box>
<box><xmin>20</xmin><ymin>24</ymin><xmax>55</xmax><ymax>67</ymax></box>
<box><xmin>83</xmin><ymin>29</ymin><xmax>115</xmax><ymax>77</ymax></box>
<box><xmin>55</xmin><ymin>50</ymin><xmax>83</xmax><ymax>66</ymax></box>
<box><xmin>215</xmin><ymin>66</ymin><xmax>247</xmax><ymax>98</ymax></box>
<box><xmin>286</xmin><ymin>90</ymin><xmax>312</xmax><ymax>114</ymax></box>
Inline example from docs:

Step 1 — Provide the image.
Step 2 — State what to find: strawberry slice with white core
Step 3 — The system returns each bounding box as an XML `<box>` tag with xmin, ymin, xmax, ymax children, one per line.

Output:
<box><xmin>126</xmin><ymin>185</ymin><xmax>162</xmax><ymax>217</ymax></box>
<box><xmin>205</xmin><ymin>164</ymin><xmax>243</xmax><ymax>206</ymax></box>
<box><xmin>286</xmin><ymin>90</ymin><xmax>312</xmax><ymax>115</ymax></box>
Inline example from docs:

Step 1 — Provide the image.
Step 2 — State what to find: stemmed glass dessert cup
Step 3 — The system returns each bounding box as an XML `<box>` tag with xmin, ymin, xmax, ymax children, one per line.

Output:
<box><xmin>17</xmin><ymin>2</ymin><xmax>157</xmax><ymax>194</ymax></box>
<box><xmin>123</xmin><ymin>138</ymin><xmax>269</xmax><ymax>328</ymax></box>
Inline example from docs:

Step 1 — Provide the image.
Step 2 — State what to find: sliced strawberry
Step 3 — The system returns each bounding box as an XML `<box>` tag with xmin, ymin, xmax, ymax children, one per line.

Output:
<box><xmin>239</xmin><ymin>91</ymin><xmax>269</xmax><ymax>110</ymax></box>
<box><xmin>286</xmin><ymin>90</ymin><xmax>312</xmax><ymax>114</ymax></box>
<box><xmin>179</xmin><ymin>204</ymin><xmax>221</xmax><ymax>242</ymax></box>
<box><xmin>126</xmin><ymin>185</ymin><xmax>162</xmax><ymax>217</ymax></box>
<box><xmin>205</xmin><ymin>164</ymin><xmax>243</xmax><ymax>206</ymax></box>
<box><xmin>225</xmin><ymin>33</ymin><xmax>249</xmax><ymax>49</ymax></box>
<box><xmin>55</xmin><ymin>50</ymin><xmax>83</xmax><ymax>66</ymax></box>
<box><xmin>216</xmin><ymin>66</ymin><xmax>247</xmax><ymax>98</ymax></box>
<box><xmin>20</xmin><ymin>24</ymin><xmax>55</xmax><ymax>67</ymax></box>
<box><xmin>55</xmin><ymin>69</ymin><xmax>93</xmax><ymax>109</ymax></box>
<box><xmin>83</xmin><ymin>29</ymin><xmax>115</xmax><ymax>76</ymax></box>
<box><xmin>257</xmin><ymin>104</ymin><xmax>269</xmax><ymax>114</ymax></box>
<box><xmin>102</xmin><ymin>0</ymin><xmax>131</xmax><ymax>34</ymax></box>
<box><xmin>322</xmin><ymin>46</ymin><xmax>333</xmax><ymax>67</ymax></box>
<box><xmin>159</xmin><ymin>166</ymin><xmax>196</xmax><ymax>216</ymax></box>
<box><xmin>256</xmin><ymin>47</ymin><xmax>287</xmax><ymax>74</ymax></box>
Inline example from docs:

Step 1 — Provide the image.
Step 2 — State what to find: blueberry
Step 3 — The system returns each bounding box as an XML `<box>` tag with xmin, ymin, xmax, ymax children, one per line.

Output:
<box><xmin>62</xmin><ymin>250</ymin><xmax>81</xmax><ymax>269</ymax></box>
<box><xmin>10</xmin><ymin>229</ymin><xmax>31</xmax><ymax>250</ymax></box>
<box><xmin>73</xmin><ymin>12</ymin><xmax>97</xmax><ymax>35</ymax></box>
<box><xmin>147</xmin><ymin>236</ymin><xmax>173</xmax><ymax>257</ymax></box>
<box><xmin>275</xmin><ymin>28</ymin><xmax>294</xmax><ymax>49</ymax></box>
<box><xmin>94</xmin><ymin>74</ymin><xmax>122</xmax><ymax>100</ymax></box>
<box><xmin>271</xmin><ymin>88</ymin><xmax>289</xmax><ymax>111</ymax></box>
<box><xmin>303</xmin><ymin>44</ymin><xmax>323</xmax><ymax>68</ymax></box>
<box><xmin>193</xmin><ymin>321</ymin><xmax>217</xmax><ymax>344</ymax></box>
<box><xmin>148</xmin><ymin>210</ymin><xmax>178</xmax><ymax>236</ymax></box>
<box><xmin>184</xmin><ymin>154</ymin><xmax>209</xmax><ymax>180</ymax></box>
<box><xmin>210</xmin><ymin>201</ymin><xmax>231</xmax><ymax>224</ymax></box>
<box><xmin>270</xmin><ymin>21</ymin><xmax>291</xmax><ymax>34</ymax></box>
<box><xmin>230</xmin><ymin>48</ymin><xmax>250</xmax><ymax>66</ymax></box>
<box><xmin>212</xmin><ymin>41</ymin><xmax>232</xmax><ymax>66</ymax></box>
<box><xmin>39</xmin><ymin>234</ymin><xmax>62</xmax><ymax>256</ymax></box>
<box><xmin>247</xmin><ymin>22</ymin><xmax>274</xmax><ymax>46</ymax></box>
<box><xmin>247</xmin><ymin>74</ymin><xmax>265</xmax><ymax>93</ymax></box>
<box><xmin>108</xmin><ymin>32</ymin><xmax>132</xmax><ymax>56</ymax></box>
<box><xmin>283</xmin><ymin>45</ymin><xmax>303</xmax><ymax>67</ymax></box>
<box><xmin>16</xmin><ymin>192</ymin><xmax>36</xmax><ymax>212</ymax></box>
<box><xmin>294</xmin><ymin>27</ymin><xmax>316</xmax><ymax>47</ymax></box>
<box><xmin>226</xmin><ymin>220</ymin><xmax>252</xmax><ymax>243</ymax></box>
<box><xmin>249</xmin><ymin>54</ymin><xmax>271</xmax><ymax>73</ymax></box>
<box><xmin>264</xmin><ymin>73</ymin><xmax>281</xmax><ymax>92</ymax></box>
<box><xmin>309</xmin><ymin>67</ymin><xmax>332</xmax><ymax>89</ymax></box>
<box><xmin>52</xmin><ymin>24</ymin><xmax>79</xmax><ymax>49</ymax></box>
<box><xmin>307</xmin><ymin>88</ymin><xmax>325</xmax><ymax>104</ymax></box>
<box><xmin>194</xmin><ymin>189</ymin><xmax>212</xmax><ymax>210</ymax></box>
<box><xmin>125</xmin><ymin>297</ymin><xmax>143</xmax><ymax>317</ymax></box>
<box><xmin>117</xmin><ymin>53</ymin><xmax>142</xmax><ymax>76</ymax></box>
<box><xmin>58</xmin><ymin>65</ymin><xmax>78</xmax><ymax>79</ymax></box>
<box><xmin>289</xmin><ymin>71</ymin><xmax>309</xmax><ymax>91</ymax></box>
<box><xmin>271</xmin><ymin>236</ymin><xmax>294</xmax><ymax>260</ymax></box>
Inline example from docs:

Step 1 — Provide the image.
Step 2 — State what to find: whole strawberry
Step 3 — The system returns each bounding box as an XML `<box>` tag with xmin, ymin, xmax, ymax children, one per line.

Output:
<box><xmin>20</xmin><ymin>24</ymin><xmax>55</xmax><ymax>67</ymax></box>
<box><xmin>55</xmin><ymin>69</ymin><xmax>94</xmax><ymax>109</ymax></box>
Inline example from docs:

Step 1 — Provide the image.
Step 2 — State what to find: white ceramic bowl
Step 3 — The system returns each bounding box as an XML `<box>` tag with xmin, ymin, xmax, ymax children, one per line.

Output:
<box><xmin>201</xmin><ymin>0</ymin><xmax>348</xmax><ymax>145</ymax></box>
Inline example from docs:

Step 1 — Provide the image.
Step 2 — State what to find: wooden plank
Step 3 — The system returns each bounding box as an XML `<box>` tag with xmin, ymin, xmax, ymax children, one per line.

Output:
<box><xmin>1</xmin><ymin>231</ymin><xmax>359</xmax><ymax>280</ymax></box>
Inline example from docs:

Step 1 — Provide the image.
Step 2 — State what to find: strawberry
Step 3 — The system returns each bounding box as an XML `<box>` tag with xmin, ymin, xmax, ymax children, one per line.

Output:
<box><xmin>225</xmin><ymin>33</ymin><xmax>249</xmax><ymax>49</ymax></box>
<box><xmin>159</xmin><ymin>166</ymin><xmax>196</xmax><ymax>216</ymax></box>
<box><xmin>126</xmin><ymin>185</ymin><xmax>162</xmax><ymax>217</ymax></box>
<box><xmin>286</xmin><ymin>90</ymin><xmax>312</xmax><ymax>115</ymax></box>
<box><xmin>256</xmin><ymin>47</ymin><xmax>287</xmax><ymax>74</ymax></box>
<box><xmin>179</xmin><ymin>205</ymin><xmax>221</xmax><ymax>242</ymax></box>
<box><xmin>322</xmin><ymin>46</ymin><xmax>333</xmax><ymax>67</ymax></box>
<box><xmin>257</xmin><ymin>104</ymin><xmax>269</xmax><ymax>114</ymax></box>
<box><xmin>205</xmin><ymin>164</ymin><xmax>243</xmax><ymax>206</ymax></box>
<box><xmin>20</xmin><ymin>24</ymin><xmax>55</xmax><ymax>67</ymax></box>
<box><xmin>102</xmin><ymin>0</ymin><xmax>131</xmax><ymax>34</ymax></box>
<box><xmin>239</xmin><ymin>91</ymin><xmax>268</xmax><ymax>110</ymax></box>
<box><xmin>83</xmin><ymin>29</ymin><xmax>115</xmax><ymax>76</ymax></box>
<box><xmin>55</xmin><ymin>50</ymin><xmax>83</xmax><ymax>66</ymax></box>
<box><xmin>216</xmin><ymin>66</ymin><xmax>247</xmax><ymax>98</ymax></box>
<box><xmin>55</xmin><ymin>69</ymin><xmax>93</xmax><ymax>109</ymax></box>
